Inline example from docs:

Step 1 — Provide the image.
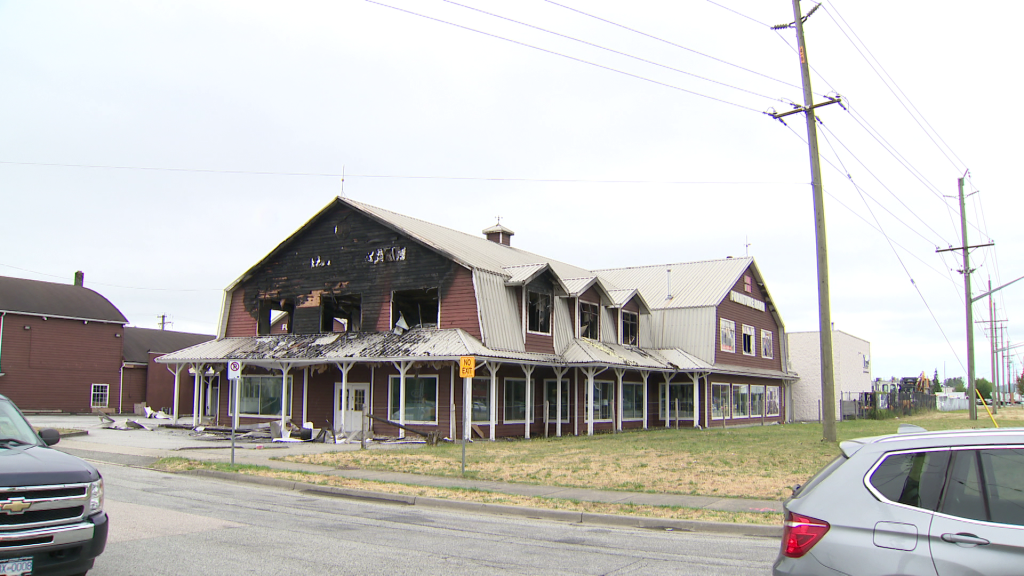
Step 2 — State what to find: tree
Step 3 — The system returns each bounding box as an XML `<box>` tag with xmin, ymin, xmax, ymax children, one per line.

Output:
<box><xmin>976</xmin><ymin>378</ymin><xmax>993</xmax><ymax>400</ymax></box>
<box><xmin>944</xmin><ymin>377</ymin><xmax>965</xmax><ymax>392</ymax></box>
<box><xmin>1017</xmin><ymin>371</ymin><xmax>1024</xmax><ymax>398</ymax></box>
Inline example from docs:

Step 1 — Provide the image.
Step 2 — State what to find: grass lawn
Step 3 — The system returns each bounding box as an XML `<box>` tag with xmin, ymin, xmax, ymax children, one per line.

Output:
<box><xmin>285</xmin><ymin>407</ymin><xmax>1023</xmax><ymax>500</ymax></box>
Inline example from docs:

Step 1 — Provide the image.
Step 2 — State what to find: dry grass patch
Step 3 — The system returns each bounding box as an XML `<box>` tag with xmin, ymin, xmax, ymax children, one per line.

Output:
<box><xmin>153</xmin><ymin>457</ymin><xmax>778</xmax><ymax>525</ymax></box>
<box><xmin>286</xmin><ymin>408</ymin><xmax>1023</xmax><ymax>500</ymax></box>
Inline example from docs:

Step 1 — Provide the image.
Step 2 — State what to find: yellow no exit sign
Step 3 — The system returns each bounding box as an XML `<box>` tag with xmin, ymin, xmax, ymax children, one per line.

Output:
<box><xmin>459</xmin><ymin>356</ymin><xmax>475</xmax><ymax>378</ymax></box>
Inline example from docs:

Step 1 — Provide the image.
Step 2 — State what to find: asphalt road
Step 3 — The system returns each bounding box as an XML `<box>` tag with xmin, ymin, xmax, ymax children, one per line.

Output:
<box><xmin>89</xmin><ymin>463</ymin><xmax>779</xmax><ymax>575</ymax></box>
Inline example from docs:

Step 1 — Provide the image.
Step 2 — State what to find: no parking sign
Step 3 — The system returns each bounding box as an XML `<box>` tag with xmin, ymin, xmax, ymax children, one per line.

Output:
<box><xmin>228</xmin><ymin>361</ymin><xmax>241</xmax><ymax>381</ymax></box>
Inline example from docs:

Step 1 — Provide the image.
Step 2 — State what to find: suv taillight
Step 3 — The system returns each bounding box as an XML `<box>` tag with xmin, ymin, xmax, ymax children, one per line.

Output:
<box><xmin>782</xmin><ymin>511</ymin><xmax>830</xmax><ymax>558</ymax></box>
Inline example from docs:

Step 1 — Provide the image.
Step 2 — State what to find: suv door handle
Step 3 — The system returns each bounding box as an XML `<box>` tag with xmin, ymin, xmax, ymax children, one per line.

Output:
<box><xmin>941</xmin><ymin>532</ymin><xmax>990</xmax><ymax>546</ymax></box>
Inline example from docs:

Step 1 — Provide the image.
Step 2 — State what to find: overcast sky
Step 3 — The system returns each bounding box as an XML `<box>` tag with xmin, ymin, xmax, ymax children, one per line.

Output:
<box><xmin>1</xmin><ymin>0</ymin><xmax>1020</xmax><ymax>385</ymax></box>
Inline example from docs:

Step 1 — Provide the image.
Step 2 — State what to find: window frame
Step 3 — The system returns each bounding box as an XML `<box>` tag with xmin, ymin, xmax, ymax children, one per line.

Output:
<box><xmin>711</xmin><ymin>383</ymin><xmax>730</xmax><ymax>420</ymax></box>
<box><xmin>720</xmin><ymin>319</ymin><xmax>736</xmax><ymax>353</ymax></box>
<box><xmin>766</xmin><ymin>386</ymin><xmax>781</xmax><ymax>417</ymax></box>
<box><xmin>659</xmin><ymin>383</ymin><xmax>694</xmax><ymax>420</ymax></box>
<box><xmin>732</xmin><ymin>384</ymin><xmax>749</xmax><ymax>418</ymax></box>
<box><xmin>527</xmin><ymin>290</ymin><xmax>552</xmax><ymax>335</ymax></box>
<box><xmin>742</xmin><ymin>324</ymin><xmax>756</xmax><ymax>356</ymax></box>
<box><xmin>471</xmin><ymin>377</ymin><xmax>491</xmax><ymax>423</ymax></box>
<box><xmin>579</xmin><ymin>301</ymin><xmax>600</xmax><ymax>340</ymax></box>
<box><xmin>591</xmin><ymin>380</ymin><xmax>614</xmax><ymax>422</ymax></box>
<box><xmin>622</xmin><ymin>382</ymin><xmax>644</xmax><ymax>421</ymax></box>
<box><xmin>761</xmin><ymin>329</ymin><xmax>774</xmax><ymax>359</ymax></box>
<box><xmin>621</xmin><ymin>310</ymin><xmax>639</xmax><ymax>346</ymax></box>
<box><xmin>232</xmin><ymin>375</ymin><xmax>294</xmax><ymax>418</ymax></box>
<box><xmin>90</xmin><ymin>383</ymin><xmax>109</xmax><ymax>409</ymax></box>
<box><xmin>503</xmin><ymin>378</ymin><xmax>533</xmax><ymax>423</ymax></box>
<box><xmin>388</xmin><ymin>375</ymin><xmax>439</xmax><ymax>424</ymax></box>
<box><xmin>749</xmin><ymin>384</ymin><xmax>765</xmax><ymax>417</ymax></box>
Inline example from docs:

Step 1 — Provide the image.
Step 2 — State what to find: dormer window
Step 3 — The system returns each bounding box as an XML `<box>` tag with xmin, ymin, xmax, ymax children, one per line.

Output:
<box><xmin>527</xmin><ymin>290</ymin><xmax>551</xmax><ymax>334</ymax></box>
<box><xmin>621</xmin><ymin>310</ymin><xmax>638</xmax><ymax>346</ymax></box>
<box><xmin>744</xmin><ymin>275</ymin><xmax>752</xmax><ymax>293</ymax></box>
<box><xmin>580</xmin><ymin>301</ymin><xmax>599</xmax><ymax>339</ymax></box>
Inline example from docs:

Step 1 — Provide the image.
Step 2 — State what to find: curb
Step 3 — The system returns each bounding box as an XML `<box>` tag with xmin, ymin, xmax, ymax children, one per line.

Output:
<box><xmin>183</xmin><ymin>469</ymin><xmax>782</xmax><ymax>538</ymax></box>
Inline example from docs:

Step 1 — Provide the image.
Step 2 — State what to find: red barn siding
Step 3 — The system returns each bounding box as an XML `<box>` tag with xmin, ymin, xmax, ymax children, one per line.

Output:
<box><xmin>439</xmin><ymin>265</ymin><xmax>481</xmax><ymax>339</ymax></box>
<box><xmin>0</xmin><ymin>314</ymin><xmax>123</xmax><ymax>412</ymax></box>
<box><xmin>121</xmin><ymin>365</ymin><xmax>147</xmax><ymax>408</ymax></box>
<box><xmin>225</xmin><ymin>289</ymin><xmax>256</xmax><ymax>337</ymax></box>
<box><xmin>714</xmin><ymin>268</ymin><xmax>783</xmax><ymax>371</ymax></box>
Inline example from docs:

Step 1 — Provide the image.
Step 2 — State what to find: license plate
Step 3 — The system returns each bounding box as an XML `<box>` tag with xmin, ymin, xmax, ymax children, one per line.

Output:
<box><xmin>0</xmin><ymin>556</ymin><xmax>32</xmax><ymax>576</ymax></box>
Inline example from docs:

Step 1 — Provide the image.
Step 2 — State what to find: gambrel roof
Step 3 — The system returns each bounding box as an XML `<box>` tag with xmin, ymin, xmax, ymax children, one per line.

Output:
<box><xmin>0</xmin><ymin>275</ymin><xmax>127</xmax><ymax>324</ymax></box>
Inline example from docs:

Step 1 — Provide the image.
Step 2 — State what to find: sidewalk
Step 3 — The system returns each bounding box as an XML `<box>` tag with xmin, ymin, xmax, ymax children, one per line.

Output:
<box><xmin>33</xmin><ymin>414</ymin><xmax>784</xmax><ymax>532</ymax></box>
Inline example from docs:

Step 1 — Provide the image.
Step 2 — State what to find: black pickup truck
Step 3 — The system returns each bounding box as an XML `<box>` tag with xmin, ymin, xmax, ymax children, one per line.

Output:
<box><xmin>0</xmin><ymin>394</ymin><xmax>107</xmax><ymax>576</ymax></box>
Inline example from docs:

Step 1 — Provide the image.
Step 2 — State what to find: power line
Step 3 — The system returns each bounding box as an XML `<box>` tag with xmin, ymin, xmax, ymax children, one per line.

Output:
<box><xmin>0</xmin><ymin>160</ymin><xmax>802</xmax><ymax>185</ymax></box>
<box><xmin>440</xmin><ymin>0</ymin><xmax>783</xmax><ymax>102</ymax></box>
<box><xmin>821</xmin><ymin>3</ymin><xmax>966</xmax><ymax>173</ymax></box>
<box><xmin>363</xmin><ymin>0</ymin><xmax>764</xmax><ymax>112</ymax></box>
<box><xmin>541</xmin><ymin>0</ymin><xmax>804</xmax><ymax>92</ymax></box>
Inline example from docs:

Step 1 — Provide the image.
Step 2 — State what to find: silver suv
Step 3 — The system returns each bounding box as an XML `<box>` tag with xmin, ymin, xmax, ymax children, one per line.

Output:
<box><xmin>774</xmin><ymin>425</ymin><xmax>1024</xmax><ymax>575</ymax></box>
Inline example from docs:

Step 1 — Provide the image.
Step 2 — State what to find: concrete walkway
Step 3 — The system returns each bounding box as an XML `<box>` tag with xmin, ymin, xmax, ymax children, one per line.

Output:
<box><xmin>31</xmin><ymin>414</ymin><xmax>784</xmax><ymax>520</ymax></box>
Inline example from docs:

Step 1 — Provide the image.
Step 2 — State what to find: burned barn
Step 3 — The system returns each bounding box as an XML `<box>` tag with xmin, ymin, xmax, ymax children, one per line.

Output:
<box><xmin>157</xmin><ymin>197</ymin><xmax>794</xmax><ymax>440</ymax></box>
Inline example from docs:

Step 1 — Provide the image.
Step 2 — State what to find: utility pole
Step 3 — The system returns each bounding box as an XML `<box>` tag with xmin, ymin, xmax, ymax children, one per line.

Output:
<box><xmin>938</xmin><ymin>177</ymin><xmax>992</xmax><ymax>420</ymax></box>
<box><xmin>772</xmin><ymin>1</ymin><xmax>839</xmax><ymax>442</ymax></box>
<box><xmin>158</xmin><ymin>314</ymin><xmax>172</xmax><ymax>331</ymax></box>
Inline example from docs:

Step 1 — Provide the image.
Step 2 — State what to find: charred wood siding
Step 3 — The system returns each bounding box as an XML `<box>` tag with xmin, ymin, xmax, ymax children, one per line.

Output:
<box><xmin>714</xmin><ymin>269</ymin><xmax>783</xmax><ymax>371</ymax></box>
<box><xmin>232</xmin><ymin>205</ymin><xmax>459</xmax><ymax>336</ymax></box>
<box><xmin>0</xmin><ymin>314</ymin><xmax>123</xmax><ymax>412</ymax></box>
<box><xmin>439</xmin><ymin>265</ymin><xmax>481</xmax><ymax>339</ymax></box>
<box><xmin>225</xmin><ymin>289</ymin><xmax>256</xmax><ymax>337</ymax></box>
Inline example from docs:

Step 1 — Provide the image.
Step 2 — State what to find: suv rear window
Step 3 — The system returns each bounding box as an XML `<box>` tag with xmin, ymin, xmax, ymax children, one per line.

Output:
<box><xmin>868</xmin><ymin>450</ymin><xmax>950</xmax><ymax>511</ymax></box>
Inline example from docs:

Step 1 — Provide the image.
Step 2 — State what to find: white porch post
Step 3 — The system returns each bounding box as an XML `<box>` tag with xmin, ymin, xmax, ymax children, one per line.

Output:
<box><xmin>487</xmin><ymin>362</ymin><xmax>500</xmax><ymax>441</ymax></box>
<box><xmin>168</xmin><ymin>363</ymin><xmax>183</xmax><ymax>425</ymax></box>
<box><xmin>640</xmin><ymin>370</ymin><xmax>650</xmax><ymax>430</ymax></box>
<box><xmin>279</xmin><ymin>364</ymin><xmax>292</xmax><ymax>434</ymax></box>
<box><xmin>573</xmin><ymin>368</ymin><xmax>579</xmax><ymax>437</ymax></box>
<box><xmin>663</xmin><ymin>372</ymin><xmax>674</xmax><ymax>428</ymax></box>
<box><xmin>691</xmin><ymin>372</ymin><xmax>701</xmax><ymax>429</ymax></box>
<box><xmin>521</xmin><ymin>364</ymin><xmax>535</xmax><ymax>439</ymax></box>
<box><xmin>553</xmin><ymin>367</ymin><xmax>567</xmax><ymax>438</ymax></box>
<box><xmin>392</xmin><ymin>361</ymin><xmax>413</xmax><ymax>439</ymax></box>
<box><xmin>582</xmin><ymin>367</ymin><xmax>603</xmax><ymax>436</ymax></box>
<box><xmin>191</xmin><ymin>364</ymin><xmax>203</xmax><ymax>427</ymax></box>
<box><xmin>614</xmin><ymin>368</ymin><xmax>625</xmax><ymax>432</ymax></box>
<box><xmin>302</xmin><ymin>367</ymin><xmax>309</xmax><ymax>425</ymax></box>
<box><xmin>450</xmin><ymin>365</ymin><xmax>457</xmax><ymax>441</ymax></box>
<box><xmin>335</xmin><ymin>362</ymin><xmax>355</xmax><ymax>436</ymax></box>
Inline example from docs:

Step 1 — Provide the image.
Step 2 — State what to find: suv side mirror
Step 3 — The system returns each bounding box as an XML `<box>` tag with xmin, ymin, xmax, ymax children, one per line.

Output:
<box><xmin>38</xmin><ymin>428</ymin><xmax>61</xmax><ymax>446</ymax></box>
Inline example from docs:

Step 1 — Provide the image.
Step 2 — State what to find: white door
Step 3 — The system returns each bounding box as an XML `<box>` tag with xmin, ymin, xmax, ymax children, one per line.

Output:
<box><xmin>334</xmin><ymin>382</ymin><xmax>369</xmax><ymax>436</ymax></box>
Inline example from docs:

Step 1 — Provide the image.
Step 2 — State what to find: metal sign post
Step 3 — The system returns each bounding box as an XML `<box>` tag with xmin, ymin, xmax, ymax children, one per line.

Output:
<box><xmin>228</xmin><ymin>361</ymin><xmax>241</xmax><ymax>465</ymax></box>
<box><xmin>459</xmin><ymin>356</ymin><xmax>475</xmax><ymax>476</ymax></box>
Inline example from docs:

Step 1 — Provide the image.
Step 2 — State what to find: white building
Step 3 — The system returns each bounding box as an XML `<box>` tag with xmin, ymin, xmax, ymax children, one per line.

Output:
<box><xmin>787</xmin><ymin>330</ymin><xmax>872</xmax><ymax>422</ymax></box>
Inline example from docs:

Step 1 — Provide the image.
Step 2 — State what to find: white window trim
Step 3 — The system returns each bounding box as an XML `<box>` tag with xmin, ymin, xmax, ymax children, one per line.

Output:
<box><xmin>749</xmin><ymin>384</ymin><xmax>765</xmax><ymax>417</ymax></box>
<box><xmin>579</xmin><ymin>300</ymin><xmax>601</xmax><ymax>340</ymax></box>
<box><xmin>231</xmin><ymin>375</ymin><xmax>294</xmax><ymax>418</ymax></box>
<box><xmin>589</xmin><ymin>380</ymin><xmax>615</xmax><ymax>422</ymax></box>
<box><xmin>621</xmin><ymin>382</ymin><xmax>644</xmax><ymax>421</ymax></box>
<box><xmin>503</xmin><ymin>378</ymin><xmax>534</xmax><ymax>424</ymax></box>
<box><xmin>732</xmin><ymin>384</ymin><xmax>750</xmax><ymax>418</ymax></box>
<box><xmin>388</xmin><ymin>375</ymin><xmax>439</xmax><ymax>425</ymax></box>
<box><xmin>471</xmin><ymin>377</ymin><xmax>492</xmax><ymax>423</ymax></box>
<box><xmin>720</xmin><ymin>319</ymin><xmax>736</xmax><ymax>353</ymax></box>
<box><xmin>711</xmin><ymin>382</ymin><xmax>730</xmax><ymax>420</ymax></box>
<box><xmin>761</xmin><ymin>329</ymin><xmax>774</xmax><ymax>359</ymax></box>
<box><xmin>90</xmin><ymin>383</ymin><xmax>109</xmax><ymax>409</ymax></box>
<box><xmin>526</xmin><ymin>290</ymin><xmax>552</xmax><ymax>336</ymax></box>
<box><xmin>742</xmin><ymin>324</ymin><xmax>756</xmax><ymax>356</ymax></box>
<box><xmin>766</xmin><ymin>386</ymin><xmax>781</xmax><ymax>417</ymax></box>
<box><xmin>620</xmin><ymin>310</ymin><xmax>639</xmax><ymax>346</ymax></box>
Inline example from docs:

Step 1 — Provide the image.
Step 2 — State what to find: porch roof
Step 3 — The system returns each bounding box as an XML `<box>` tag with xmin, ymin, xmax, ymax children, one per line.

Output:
<box><xmin>153</xmin><ymin>328</ymin><xmax>714</xmax><ymax>373</ymax></box>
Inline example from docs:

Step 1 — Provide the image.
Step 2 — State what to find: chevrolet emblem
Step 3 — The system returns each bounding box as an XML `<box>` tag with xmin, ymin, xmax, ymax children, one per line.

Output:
<box><xmin>1</xmin><ymin>499</ymin><xmax>32</xmax><ymax>514</ymax></box>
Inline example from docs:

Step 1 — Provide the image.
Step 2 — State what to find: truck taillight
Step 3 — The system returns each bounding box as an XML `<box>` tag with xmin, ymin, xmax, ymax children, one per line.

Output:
<box><xmin>782</xmin><ymin>511</ymin><xmax>829</xmax><ymax>558</ymax></box>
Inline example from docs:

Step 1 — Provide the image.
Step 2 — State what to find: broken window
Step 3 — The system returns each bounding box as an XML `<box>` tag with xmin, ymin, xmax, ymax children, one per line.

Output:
<box><xmin>579</xmin><ymin>301</ymin><xmax>599</xmax><ymax>340</ymax></box>
<box><xmin>621</xmin><ymin>310</ymin><xmax>639</xmax><ymax>346</ymax></box>
<box><xmin>321</xmin><ymin>294</ymin><xmax>362</xmax><ymax>333</ymax></box>
<box><xmin>527</xmin><ymin>290</ymin><xmax>551</xmax><ymax>334</ymax></box>
<box><xmin>257</xmin><ymin>299</ymin><xmax>294</xmax><ymax>336</ymax></box>
<box><xmin>392</xmin><ymin>288</ymin><xmax>439</xmax><ymax>332</ymax></box>
<box><xmin>742</xmin><ymin>324</ymin><xmax>756</xmax><ymax>356</ymax></box>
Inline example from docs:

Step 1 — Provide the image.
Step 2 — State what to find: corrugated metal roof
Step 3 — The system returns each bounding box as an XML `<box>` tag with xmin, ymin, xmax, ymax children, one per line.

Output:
<box><xmin>473</xmin><ymin>269</ymin><xmax>525</xmax><ymax>353</ymax></box>
<box><xmin>122</xmin><ymin>327</ymin><xmax>215</xmax><ymax>364</ymax></box>
<box><xmin>0</xmin><ymin>275</ymin><xmax>127</xmax><ymax>324</ymax></box>
<box><xmin>595</xmin><ymin>258</ymin><xmax>752</xmax><ymax>310</ymax></box>
<box><xmin>562</xmin><ymin>276</ymin><xmax>596</xmax><ymax>297</ymax></box>
<box><xmin>502</xmin><ymin>263</ymin><xmax>548</xmax><ymax>285</ymax></box>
